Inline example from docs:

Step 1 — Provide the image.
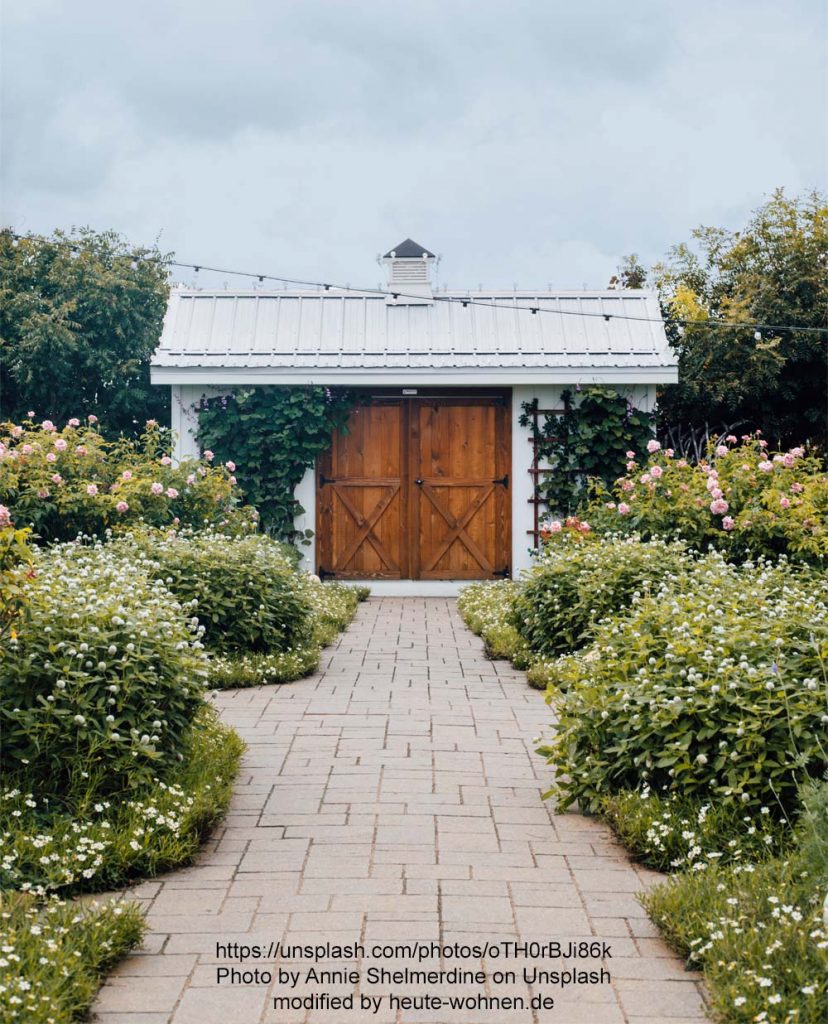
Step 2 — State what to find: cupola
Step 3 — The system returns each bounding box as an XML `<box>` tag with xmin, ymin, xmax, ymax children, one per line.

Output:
<box><xmin>381</xmin><ymin>238</ymin><xmax>436</xmax><ymax>304</ymax></box>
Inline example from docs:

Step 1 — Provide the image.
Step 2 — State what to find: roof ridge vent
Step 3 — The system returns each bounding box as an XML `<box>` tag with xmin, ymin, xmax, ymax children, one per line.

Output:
<box><xmin>380</xmin><ymin>238</ymin><xmax>437</xmax><ymax>304</ymax></box>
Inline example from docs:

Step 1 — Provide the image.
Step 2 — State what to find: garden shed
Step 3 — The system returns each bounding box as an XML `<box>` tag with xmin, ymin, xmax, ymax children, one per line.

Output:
<box><xmin>151</xmin><ymin>240</ymin><xmax>677</xmax><ymax>594</ymax></box>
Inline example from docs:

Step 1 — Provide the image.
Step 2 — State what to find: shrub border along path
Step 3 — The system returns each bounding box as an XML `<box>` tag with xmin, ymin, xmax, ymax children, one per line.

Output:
<box><xmin>91</xmin><ymin>598</ymin><xmax>708</xmax><ymax>1024</ymax></box>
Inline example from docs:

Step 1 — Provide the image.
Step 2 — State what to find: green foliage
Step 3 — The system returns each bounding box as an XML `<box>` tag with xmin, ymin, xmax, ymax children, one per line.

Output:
<box><xmin>117</xmin><ymin>530</ymin><xmax>314</xmax><ymax>656</ymax></box>
<box><xmin>648</xmin><ymin>189</ymin><xmax>828</xmax><ymax>447</ymax></box>
<box><xmin>601</xmin><ymin>790</ymin><xmax>787</xmax><ymax>873</ymax></box>
<box><xmin>587</xmin><ymin>434</ymin><xmax>828</xmax><ymax>564</ymax></box>
<box><xmin>0</xmin><ymin>227</ymin><xmax>171</xmax><ymax>436</ymax></box>
<box><xmin>520</xmin><ymin>387</ymin><xmax>654</xmax><ymax>515</ymax></box>
<box><xmin>207</xmin><ymin>580</ymin><xmax>369</xmax><ymax>687</ymax></box>
<box><xmin>0</xmin><ymin>540</ymin><xmax>208</xmax><ymax>801</ymax></box>
<box><xmin>511</xmin><ymin>534</ymin><xmax>688</xmax><ymax>657</ymax></box>
<box><xmin>196</xmin><ymin>385</ymin><xmax>357</xmax><ymax>539</ymax></box>
<box><xmin>642</xmin><ymin>790</ymin><xmax>828</xmax><ymax>1024</ymax></box>
<box><xmin>538</xmin><ymin>554</ymin><xmax>828</xmax><ymax>814</ymax></box>
<box><xmin>0</xmin><ymin>893</ymin><xmax>145</xmax><ymax>1024</ymax></box>
<box><xmin>0</xmin><ymin>417</ymin><xmax>256</xmax><ymax>543</ymax></box>
<box><xmin>457</xmin><ymin>581</ymin><xmax>533</xmax><ymax>669</ymax></box>
<box><xmin>0</xmin><ymin>515</ymin><xmax>33</xmax><ymax>640</ymax></box>
<box><xmin>0</xmin><ymin>706</ymin><xmax>243</xmax><ymax>894</ymax></box>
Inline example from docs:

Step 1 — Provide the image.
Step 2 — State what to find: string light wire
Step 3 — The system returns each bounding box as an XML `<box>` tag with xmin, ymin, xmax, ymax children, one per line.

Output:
<box><xmin>5</xmin><ymin>230</ymin><xmax>828</xmax><ymax>337</ymax></box>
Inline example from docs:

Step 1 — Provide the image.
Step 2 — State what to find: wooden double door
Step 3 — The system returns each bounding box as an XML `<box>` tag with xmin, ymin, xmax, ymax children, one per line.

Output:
<box><xmin>317</xmin><ymin>395</ymin><xmax>511</xmax><ymax>580</ymax></box>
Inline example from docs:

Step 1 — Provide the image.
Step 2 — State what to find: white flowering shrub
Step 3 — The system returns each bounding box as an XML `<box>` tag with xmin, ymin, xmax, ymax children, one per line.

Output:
<box><xmin>114</xmin><ymin>530</ymin><xmax>314</xmax><ymax>656</ymax></box>
<box><xmin>0</xmin><ymin>541</ymin><xmax>208</xmax><ymax>798</ymax></box>
<box><xmin>540</xmin><ymin>553</ymin><xmax>828</xmax><ymax>814</ymax></box>
<box><xmin>512</xmin><ymin>533</ymin><xmax>689</xmax><ymax>657</ymax></box>
<box><xmin>0</xmin><ymin>891</ymin><xmax>144</xmax><ymax>1024</ymax></box>
<box><xmin>457</xmin><ymin>580</ymin><xmax>531</xmax><ymax>667</ymax></box>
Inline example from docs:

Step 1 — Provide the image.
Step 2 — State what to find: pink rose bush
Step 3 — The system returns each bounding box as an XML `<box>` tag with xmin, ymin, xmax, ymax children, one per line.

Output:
<box><xmin>0</xmin><ymin>416</ymin><xmax>253</xmax><ymax>542</ymax></box>
<box><xmin>587</xmin><ymin>434</ymin><xmax>827</xmax><ymax>563</ymax></box>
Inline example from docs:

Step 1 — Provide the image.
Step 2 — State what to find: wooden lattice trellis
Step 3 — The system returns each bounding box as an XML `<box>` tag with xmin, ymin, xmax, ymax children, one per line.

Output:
<box><xmin>526</xmin><ymin>404</ymin><xmax>565</xmax><ymax>549</ymax></box>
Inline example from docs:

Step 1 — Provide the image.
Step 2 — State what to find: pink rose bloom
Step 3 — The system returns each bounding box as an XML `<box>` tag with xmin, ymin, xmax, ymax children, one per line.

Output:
<box><xmin>150</xmin><ymin>482</ymin><xmax>164</xmax><ymax>495</ymax></box>
<box><xmin>715</xmin><ymin>445</ymin><xmax>728</xmax><ymax>457</ymax></box>
<box><xmin>625</xmin><ymin>451</ymin><xmax>635</xmax><ymax>460</ymax></box>
<box><xmin>0</xmin><ymin>505</ymin><xmax>11</xmax><ymax>528</ymax></box>
<box><xmin>10</xmin><ymin>426</ymin><xmax>23</xmax><ymax>438</ymax></box>
<box><xmin>121</xmin><ymin>470</ymin><xmax>133</xmax><ymax>481</ymax></box>
<box><xmin>782</xmin><ymin>453</ymin><xmax>795</xmax><ymax>468</ymax></box>
<box><xmin>226</xmin><ymin>460</ymin><xmax>236</xmax><ymax>472</ymax></box>
<box><xmin>86</xmin><ymin>483</ymin><xmax>98</xmax><ymax>496</ymax></box>
<box><xmin>46</xmin><ymin>452</ymin><xmax>57</xmax><ymax>463</ymax></box>
<box><xmin>790</xmin><ymin>446</ymin><xmax>804</xmax><ymax>457</ymax></box>
<box><xmin>165</xmin><ymin>487</ymin><xmax>179</xmax><ymax>499</ymax></box>
<box><xmin>160</xmin><ymin>455</ymin><xmax>172</xmax><ymax>465</ymax></box>
<box><xmin>779</xmin><ymin>497</ymin><xmax>790</xmax><ymax>509</ymax></box>
<box><xmin>51</xmin><ymin>473</ymin><xmax>63</xmax><ymax>484</ymax></box>
<box><xmin>197</xmin><ymin>466</ymin><xmax>207</xmax><ymax>477</ymax></box>
<box><xmin>579</xmin><ymin>521</ymin><xmax>591</xmax><ymax>533</ymax></box>
<box><xmin>626</xmin><ymin>461</ymin><xmax>636</xmax><ymax>471</ymax></box>
<box><xmin>26</xmin><ymin>411</ymin><xmax>35</xmax><ymax>418</ymax></box>
<box><xmin>87</xmin><ymin>414</ymin><xmax>98</xmax><ymax>424</ymax></box>
<box><xmin>726</xmin><ymin>435</ymin><xmax>737</xmax><ymax>444</ymax></box>
<box><xmin>710</xmin><ymin>487</ymin><xmax>723</xmax><ymax>500</ymax></box>
<box><xmin>548</xmin><ymin>520</ymin><xmax>562</xmax><ymax>533</ymax></box>
<box><xmin>665</xmin><ymin>448</ymin><xmax>674</xmax><ymax>458</ymax></box>
<box><xmin>758</xmin><ymin>460</ymin><xmax>774</xmax><ymax>472</ymax></box>
<box><xmin>21</xmin><ymin>444</ymin><xmax>33</xmax><ymax>455</ymax></box>
<box><xmin>186</xmin><ymin>474</ymin><xmax>196</xmax><ymax>486</ymax></box>
<box><xmin>37</xmin><ymin>488</ymin><xmax>50</xmax><ymax>499</ymax></box>
<box><xmin>640</xmin><ymin>473</ymin><xmax>651</xmax><ymax>484</ymax></box>
<box><xmin>618</xmin><ymin>502</ymin><xmax>631</xmax><ymax>516</ymax></box>
<box><xmin>145</xmin><ymin>419</ymin><xmax>158</xmax><ymax>428</ymax></box>
<box><xmin>75</xmin><ymin>445</ymin><xmax>87</xmax><ymax>455</ymax></box>
<box><xmin>722</xmin><ymin>516</ymin><xmax>735</xmax><ymax>531</ymax></box>
<box><xmin>758</xmin><ymin>438</ymin><xmax>767</xmax><ymax>447</ymax></box>
<box><xmin>650</xmin><ymin>465</ymin><xmax>663</xmax><ymax>479</ymax></box>
<box><xmin>621</xmin><ymin>480</ymin><xmax>634</xmax><ymax>492</ymax></box>
<box><xmin>741</xmin><ymin>463</ymin><xmax>751</xmax><ymax>471</ymax></box>
<box><xmin>229</xmin><ymin>475</ymin><xmax>237</xmax><ymax>485</ymax></box>
<box><xmin>116</xmin><ymin>500</ymin><xmax>129</xmax><ymax>513</ymax></box>
<box><xmin>203</xmin><ymin>449</ymin><xmax>215</xmax><ymax>462</ymax></box>
<box><xmin>679</xmin><ymin>483</ymin><xmax>689</xmax><ymax>492</ymax></box>
<box><xmin>41</xmin><ymin>419</ymin><xmax>55</xmax><ymax>432</ymax></box>
<box><xmin>790</xmin><ymin>482</ymin><xmax>804</xmax><ymax>493</ymax></box>
<box><xmin>677</xmin><ymin>459</ymin><xmax>688</xmax><ymax>468</ymax></box>
<box><xmin>54</xmin><ymin>438</ymin><xmax>68</xmax><ymax>451</ymax></box>
<box><xmin>67</xmin><ymin>417</ymin><xmax>80</xmax><ymax>427</ymax></box>
<box><xmin>710</xmin><ymin>498</ymin><xmax>729</xmax><ymax>515</ymax></box>
<box><xmin>646</xmin><ymin>439</ymin><xmax>661</xmax><ymax>453</ymax></box>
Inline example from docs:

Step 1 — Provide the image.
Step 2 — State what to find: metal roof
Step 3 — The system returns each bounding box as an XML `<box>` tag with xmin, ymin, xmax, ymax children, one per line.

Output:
<box><xmin>151</xmin><ymin>286</ymin><xmax>678</xmax><ymax>385</ymax></box>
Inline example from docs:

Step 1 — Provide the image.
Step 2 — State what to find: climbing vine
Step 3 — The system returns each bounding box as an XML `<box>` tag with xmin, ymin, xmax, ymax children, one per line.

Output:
<box><xmin>197</xmin><ymin>386</ymin><xmax>358</xmax><ymax>541</ymax></box>
<box><xmin>520</xmin><ymin>386</ymin><xmax>654</xmax><ymax>514</ymax></box>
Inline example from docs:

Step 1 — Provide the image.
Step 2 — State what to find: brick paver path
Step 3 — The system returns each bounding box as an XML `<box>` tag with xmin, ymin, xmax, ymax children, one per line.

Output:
<box><xmin>93</xmin><ymin>598</ymin><xmax>707</xmax><ymax>1024</ymax></box>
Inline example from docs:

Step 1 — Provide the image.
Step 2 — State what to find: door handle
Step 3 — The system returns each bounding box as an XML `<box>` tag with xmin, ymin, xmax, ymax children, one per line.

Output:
<box><xmin>414</xmin><ymin>478</ymin><xmax>423</xmax><ymax>485</ymax></box>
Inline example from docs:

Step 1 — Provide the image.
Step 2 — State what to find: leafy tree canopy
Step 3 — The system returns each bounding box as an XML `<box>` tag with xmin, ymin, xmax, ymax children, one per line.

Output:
<box><xmin>0</xmin><ymin>227</ymin><xmax>171</xmax><ymax>436</ymax></box>
<box><xmin>618</xmin><ymin>190</ymin><xmax>828</xmax><ymax>448</ymax></box>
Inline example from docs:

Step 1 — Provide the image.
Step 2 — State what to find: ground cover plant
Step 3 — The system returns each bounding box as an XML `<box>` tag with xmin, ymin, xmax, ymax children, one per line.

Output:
<box><xmin>0</xmin><ymin>416</ymin><xmax>255</xmax><ymax>543</ymax></box>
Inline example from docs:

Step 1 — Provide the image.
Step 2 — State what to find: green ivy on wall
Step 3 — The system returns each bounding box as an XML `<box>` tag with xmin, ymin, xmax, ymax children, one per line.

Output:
<box><xmin>520</xmin><ymin>386</ymin><xmax>654</xmax><ymax>515</ymax></box>
<box><xmin>197</xmin><ymin>386</ymin><xmax>358</xmax><ymax>541</ymax></box>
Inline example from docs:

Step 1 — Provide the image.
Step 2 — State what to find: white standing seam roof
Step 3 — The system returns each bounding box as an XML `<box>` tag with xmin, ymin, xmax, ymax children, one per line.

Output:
<box><xmin>151</xmin><ymin>287</ymin><xmax>678</xmax><ymax>385</ymax></box>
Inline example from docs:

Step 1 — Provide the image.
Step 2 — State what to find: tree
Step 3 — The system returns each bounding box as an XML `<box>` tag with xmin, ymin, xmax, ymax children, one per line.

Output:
<box><xmin>622</xmin><ymin>190</ymin><xmax>828</xmax><ymax>449</ymax></box>
<box><xmin>0</xmin><ymin>227</ymin><xmax>171</xmax><ymax>435</ymax></box>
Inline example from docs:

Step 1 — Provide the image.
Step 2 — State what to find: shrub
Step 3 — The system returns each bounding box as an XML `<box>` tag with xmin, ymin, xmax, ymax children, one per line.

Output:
<box><xmin>0</xmin><ymin>417</ymin><xmax>257</xmax><ymax>543</ymax></box>
<box><xmin>642</xmin><ymin>783</ymin><xmax>828</xmax><ymax>1023</ymax></box>
<box><xmin>512</xmin><ymin>533</ymin><xmax>689</xmax><ymax>657</ymax></box>
<box><xmin>0</xmin><ymin>892</ymin><xmax>144</xmax><ymax>1024</ymax></box>
<box><xmin>0</xmin><ymin>540</ymin><xmax>208</xmax><ymax>800</ymax></box>
<box><xmin>587</xmin><ymin>434</ymin><xmax>827</xmax><ymax>564</ymax></box>
<box><xmin>0</xmin><ymin>706</ymin><xmax>243</xmax><ymax>894</ymax></box>
<box><xmin>539</xmin><ymin>554</ymin><xmax>828</xmax><ymax>814</ymax></box>
<box><xmin>457</xmin><ymin>580</ymin><xmax>532</xmax><ymax>668</ymax></box>
<box><xmin>115</xmin><ymin>530</ymin><xmax>314</xmax><ymax>656</ymax></box>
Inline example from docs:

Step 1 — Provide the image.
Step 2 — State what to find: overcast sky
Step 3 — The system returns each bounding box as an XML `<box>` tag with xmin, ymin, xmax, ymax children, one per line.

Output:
<box><xmin>2</xmin><ymin>0</ymin><xmax>826</xmax><ymax>291</ymax></box>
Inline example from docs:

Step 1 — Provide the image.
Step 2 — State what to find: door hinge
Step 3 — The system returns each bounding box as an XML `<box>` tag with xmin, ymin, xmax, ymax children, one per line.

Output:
<box><xmin>493</xmin><ymin>474</ymin><xmax>509</xmax><ymax>488</ymax></box>
<box><xmin>492</xmin><ymin>566</ymin><xmax>511</xmax><ymax>578</ymax></box>
<box><xmin>319</xmin><ymin>473</ymin><xmax>336</xmax><ymax>488</ymax></box>
<box><xmin>318</xmin><ymin>566</ymin><xmax>335</xmax><ymax>580</ymax></box>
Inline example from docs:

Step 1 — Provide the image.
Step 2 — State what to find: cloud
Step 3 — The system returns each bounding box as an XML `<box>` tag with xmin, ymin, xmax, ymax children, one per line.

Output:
<box><xmin>2</xmin><ymin>0</ymin><xmax>826</xmax><ymax>289</ymax></box>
